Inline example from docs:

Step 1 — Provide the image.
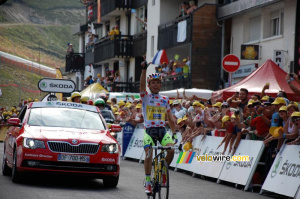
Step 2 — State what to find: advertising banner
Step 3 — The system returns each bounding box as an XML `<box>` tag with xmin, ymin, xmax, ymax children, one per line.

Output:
<box><xmin>121</xmin><ymin>122</ymin><xmax>135</xmax><ymax>156</ymax></box>
<box><xmin>192</xmin><ymin>136</ymin><xmax>226</xmax><ymax>179</ymax></box>
<box><xmin>261</xmin><ymin>144</ymin><xmax>300</xmax><ymax>198</ymax></box>
<box><xmin>218</xmin><ymin>140</ymin><xmax>264</xmax><ymax>189</ymax></box>
<box><xmin>124</xmin><ymin>127</ymin><xmax>144</xmax><ymax>160</ymax></box>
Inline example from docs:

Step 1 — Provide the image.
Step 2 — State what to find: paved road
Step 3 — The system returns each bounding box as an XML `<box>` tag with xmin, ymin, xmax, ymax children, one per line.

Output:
<box><xmin>0</xmin><ymin>142</ymin><xmax>276</xmax><ymax>199</ymax></box>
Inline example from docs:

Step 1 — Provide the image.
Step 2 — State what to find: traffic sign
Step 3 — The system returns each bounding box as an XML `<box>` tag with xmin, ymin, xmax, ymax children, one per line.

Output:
<box><xmin>222</xmin><ymin>54</ymin><xmax>240</xmax><ymax>73</ymax></box>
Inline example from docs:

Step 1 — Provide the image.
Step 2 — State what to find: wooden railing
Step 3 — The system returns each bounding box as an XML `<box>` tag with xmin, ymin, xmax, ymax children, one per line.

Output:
<box><xmin>93</xmin><ymin>35</ymin><xmax>133</xmax><ymax>63</ymax></box>
<box><xmin>158</xmin><ymin>15</ymin><xmax>192</xmax><ymax>50</ymax></box>
<box><xmin>102</xmin><ymin>73</ymin><xmax>191</xmax><ymax>92</ymax></box>
<box><xmin>133</xmin><ymin>32</ymin><xmax>147</xmax><ymax>57</ymax></box>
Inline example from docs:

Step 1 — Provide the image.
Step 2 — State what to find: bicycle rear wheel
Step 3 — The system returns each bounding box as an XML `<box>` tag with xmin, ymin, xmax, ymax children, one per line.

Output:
<box><xmin>158</xmin><ymin>160</ymin><xmax>169</xmax><ymax>199</ymax></box>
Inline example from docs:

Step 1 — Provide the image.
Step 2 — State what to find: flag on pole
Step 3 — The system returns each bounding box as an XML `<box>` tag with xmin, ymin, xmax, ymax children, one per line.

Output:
<box><xmin>97</xmin><ymin>0</ymin><xmax>101</xmax><ymax>23</ymax></box>
<box><xmin>152</xmin><ymin>49</ymin><xmax>169</xmax><ymax>65</ymax></box>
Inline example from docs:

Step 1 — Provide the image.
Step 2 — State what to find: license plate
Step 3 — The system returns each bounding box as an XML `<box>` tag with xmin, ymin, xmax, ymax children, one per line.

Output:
<box><xmin>57</xmin><ymin>154</ymin><xmax>90</xmax><ymax>163</ymax></box>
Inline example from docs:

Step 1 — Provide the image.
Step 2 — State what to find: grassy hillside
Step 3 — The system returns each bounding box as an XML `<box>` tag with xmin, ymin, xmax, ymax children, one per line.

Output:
<box><xmin>0</xmin><ymin>24</ymin><xmax>79</xmax><ymax>68</ymax></box>
<box><xmin>0</xmin><ymin>63</ymin><xmax>48</xmax><ymax>108</ymax></box>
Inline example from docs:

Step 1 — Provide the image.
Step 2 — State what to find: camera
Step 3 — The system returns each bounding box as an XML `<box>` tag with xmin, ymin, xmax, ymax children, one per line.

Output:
<box><xmin>234</xmin><ymin>109</ymin><xmax>240</xmax><ymax>115</ymax></box>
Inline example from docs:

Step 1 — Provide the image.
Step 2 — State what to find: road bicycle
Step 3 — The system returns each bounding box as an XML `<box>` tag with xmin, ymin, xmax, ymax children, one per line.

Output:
<box><xmin>145</xmin><ymin>139</ymin><xmax>178</xmax><ymax>199</ymax></box>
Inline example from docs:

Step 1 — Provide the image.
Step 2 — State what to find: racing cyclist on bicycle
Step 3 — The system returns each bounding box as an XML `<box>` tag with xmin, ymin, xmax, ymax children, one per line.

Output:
<box><xmin>140</xmin><ymin>61</ymin><xmax>176</xmax><ymax>194</ymax></box>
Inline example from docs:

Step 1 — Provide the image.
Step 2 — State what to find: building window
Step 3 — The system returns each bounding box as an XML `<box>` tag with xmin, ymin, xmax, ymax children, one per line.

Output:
<box><xmin>249</xmin><ymin>16</ymin><xmax>261</xmax><ymax>41</ymax></box>
<box><xmin>270</xmin><ymin>10</ymin><xmax>283</xmax><ymax>36</ymax></box>
<box><xmin>151</xmin><ymin>36</ymin><xmax>154</xmax><ymax>57</ymax></box>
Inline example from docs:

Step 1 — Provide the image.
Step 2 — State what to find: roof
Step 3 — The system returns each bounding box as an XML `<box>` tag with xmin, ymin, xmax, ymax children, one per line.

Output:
<box><xmin>31</xmin><ymin>101</ymin><xmax>98</xmax><ymax>112</ymax></box>
<box><xmin>212</xmin><ymin>59</ymin><xmax>300</xmax><ymax>101</ymax></box>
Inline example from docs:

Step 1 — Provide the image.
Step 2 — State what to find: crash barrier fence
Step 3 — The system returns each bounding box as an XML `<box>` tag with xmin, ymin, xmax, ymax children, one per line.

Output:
<box><xmin>1</xmin><ymin>123</ymin><xmax>299</xmax><ymax>198</ymax></box>
<box><xmin>118</xmin><ymin>124</ymin><xmax>300</xmax><ymax>199</ymax></box>
<box><xmin>0</xmin><ymin>56</ymin><xmax>56</xmax><ymax>78</ymax></box>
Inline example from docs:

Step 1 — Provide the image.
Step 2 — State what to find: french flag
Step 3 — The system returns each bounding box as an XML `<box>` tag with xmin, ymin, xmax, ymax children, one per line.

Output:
<box><xmin>152</xmin><ymin>49</ymin><xmax>169</xmax><ymax>65</ymax></box>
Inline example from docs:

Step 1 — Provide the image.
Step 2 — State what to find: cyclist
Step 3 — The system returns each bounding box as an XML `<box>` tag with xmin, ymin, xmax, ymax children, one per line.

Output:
<box><xmin>71</xmin><ymin>92</ymin><xmax>81</xmax><ymax>103</ymax></box>
<box><xmin>140</xmin><ymin>61</ymin><xmax>176</xmax><ymax>194</ymax></box>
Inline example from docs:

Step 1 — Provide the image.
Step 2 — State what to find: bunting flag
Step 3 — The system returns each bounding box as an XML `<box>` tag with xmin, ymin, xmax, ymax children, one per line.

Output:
<box><xmin>176</xmin><ymin>151</ymin><xmax>195</xmax><ymax>164</ymax></box>
<box><xmin>97</xmin><ymin>0</ymin><xmax>101</xmax><ymax>23</ymax></box>
<box><xmin>152</xmin><ymin>49</ymin><xmax>169</xmax><ymax>65</ymax></box>
<box><xmin>88</xmin><ymin>5</ymin><xmax>93</xmax><ymax>21</ymax></box>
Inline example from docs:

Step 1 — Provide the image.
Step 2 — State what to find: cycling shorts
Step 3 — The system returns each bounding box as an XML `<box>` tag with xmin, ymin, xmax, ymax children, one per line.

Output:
<box><xmin>143</xmin><ymin>127</ymin><xmax>174</xmax><ymax>149</ymax></box>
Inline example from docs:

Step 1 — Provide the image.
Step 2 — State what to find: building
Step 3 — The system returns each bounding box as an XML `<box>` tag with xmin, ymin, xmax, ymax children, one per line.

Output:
<box><xmin>69</xmin><ymin>0</ymin><xmax>223</xmax><ymax>93</ymax></box>
<box><xmin>217</xmin><ymin>0</ymin><xmax>299</xmax><ymax>85</ymax></box>
<box><xmin>68</xmin><ymin>0</ymin><xmax>299</xmax><ymax>92</ymax></box>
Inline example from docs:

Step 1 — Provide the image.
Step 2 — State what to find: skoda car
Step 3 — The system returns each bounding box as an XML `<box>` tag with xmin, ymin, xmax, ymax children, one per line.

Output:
<box><xmin>2</xmin><ymin>101</ymin><xmax>122</xmax><ymax>187</ymax></box>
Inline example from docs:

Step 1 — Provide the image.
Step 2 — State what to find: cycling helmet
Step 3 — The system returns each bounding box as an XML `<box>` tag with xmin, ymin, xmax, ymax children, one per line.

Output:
<box><xmin>94</xmin><ymin>98</ymin><xmax>105</xmax><ymax>106</ymax></box>
<box><xmin>80</xmin><ymin>96</ymin><xmax>90</xmax><ymax>103</ymax></box>
<box><xmin>147</xmin><ymin>73</ymin><xmax>162</xmax><ymax>83</ymax></box>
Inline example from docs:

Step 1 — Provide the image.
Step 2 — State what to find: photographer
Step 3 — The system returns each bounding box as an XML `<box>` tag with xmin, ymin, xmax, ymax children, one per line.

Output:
<box><xmin>226</xmin><ymin>88</ymin><xmax>249</xmax><ymax>118</ymax></box>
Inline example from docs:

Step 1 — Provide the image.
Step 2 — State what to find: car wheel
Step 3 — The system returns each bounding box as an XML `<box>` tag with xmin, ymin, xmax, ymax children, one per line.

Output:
<box><xmin>12</xmin><ymin>149</ymin><xmax>22</xmax><ymax>183</ymax></box>
<box><xmin>2</xmin><ymin>145</ymin><xmax>12</xmax><ymax>176</ymax></box>
<box><xmin>103</xmin><ymin>175</ymin><xmax>119</xmax><ymax>188</ymax></box>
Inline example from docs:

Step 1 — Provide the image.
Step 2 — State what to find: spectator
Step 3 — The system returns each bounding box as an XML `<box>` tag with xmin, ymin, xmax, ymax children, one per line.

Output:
<box><xmin>186</xmin><ymin>1</ymin><xmax>197</xmax><ymax>15</ymax></box>
<box><xmin>182</xmin><ymin>58</ymin><xmax>189</xmax><ymax>78</ymax></box>
<box><xmin>108</xmin><ymin>27</ymin><xmax>116</xmax><ymax>39</ymax></box>
<box><xmin>114</xmin><ymin>25</ymin><xmax>120</xmax><ymax>35</ymax></box>
<box><xmin>88</xmin><ymin>75</ymin><xmax>94</xmax><ymax>84</ymax></box>
<box><xmin>227</xmin><ymin>88</ymin><xmax>249</xmax><ymax>117</ymax></box>
<box><xmin>66</xmin><ymin>43</ymin><xmax>74</xmax><ymax>55</ymax></box>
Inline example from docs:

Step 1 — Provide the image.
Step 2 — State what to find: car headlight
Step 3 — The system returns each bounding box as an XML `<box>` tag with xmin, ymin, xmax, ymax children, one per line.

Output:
<box><xmin>101</xmin><ymin>144</ymin><xmax>118</xmax><ymax>154</ymax></box>
<box><xmin>23</xmin><ymin>138</ymin><xmax>45</xmax><ymax>149</ymax></box>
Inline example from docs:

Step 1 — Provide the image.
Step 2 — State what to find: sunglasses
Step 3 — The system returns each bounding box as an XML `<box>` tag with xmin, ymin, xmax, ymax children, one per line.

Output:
<box><xmin>292</xmin><ymin>118</ymin><xmax>300</xmax><ymax>122</ymax></box>
<box><xmin>221</xmin><ymin>106</ymin><xmax>228</xmax><ymax>109</ymax></box>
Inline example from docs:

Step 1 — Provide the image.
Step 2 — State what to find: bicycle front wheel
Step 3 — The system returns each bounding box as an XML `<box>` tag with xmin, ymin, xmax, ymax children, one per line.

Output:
<box><xmin>158</xmin><ymin>160</ymin><xmax>169</xmax><ymax>199</ymax></box>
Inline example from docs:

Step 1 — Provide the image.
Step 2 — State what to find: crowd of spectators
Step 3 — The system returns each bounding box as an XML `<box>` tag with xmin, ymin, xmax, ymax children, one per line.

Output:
<box><xmin>155</xmin><ymin>58</ymin><xmax>191</xmax><ymax>80</ymax></box>
<box><xmin>178</xmin><ymin>1</ymin><xmax>198</xmax><ymax>18</ymax></box>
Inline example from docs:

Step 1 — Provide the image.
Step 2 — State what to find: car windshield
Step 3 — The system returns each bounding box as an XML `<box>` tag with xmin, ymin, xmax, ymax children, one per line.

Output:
<box><xmin>28</xmin><ymin>108</ymin><xmax>105</xmax><ymax>130</ymax></box>
<box><xmin>100</xmin><ymin>110</ymin><xmax>115</xmax><ymax>124</ymax></box>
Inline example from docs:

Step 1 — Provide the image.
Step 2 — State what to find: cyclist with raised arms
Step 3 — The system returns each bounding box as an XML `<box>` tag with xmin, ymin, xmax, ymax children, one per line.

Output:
<box><xmin>140</xmin><ymin>60</ymin><xmax>176</xmax><ymax>194</ymax></box>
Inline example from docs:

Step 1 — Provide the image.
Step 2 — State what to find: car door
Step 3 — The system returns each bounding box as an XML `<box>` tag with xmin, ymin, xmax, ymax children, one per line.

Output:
<box><xmin>5</xmin><ymin>106</ymin><xmax>27</xmax><ymax>164</ymax></box>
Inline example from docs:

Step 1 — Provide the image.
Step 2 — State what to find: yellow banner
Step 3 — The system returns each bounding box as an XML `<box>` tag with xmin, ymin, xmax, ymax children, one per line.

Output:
<box><xmin>146</xmin><ymin>106</ymin><xmax>166</xmax><ymax>121</ymax></box>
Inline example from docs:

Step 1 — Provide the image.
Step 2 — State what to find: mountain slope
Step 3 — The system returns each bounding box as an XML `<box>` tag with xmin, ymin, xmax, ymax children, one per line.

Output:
<box><xmin>0</xmin><ymin>0</ymin><xmax>85</xmax><ymax>68</ymax></box>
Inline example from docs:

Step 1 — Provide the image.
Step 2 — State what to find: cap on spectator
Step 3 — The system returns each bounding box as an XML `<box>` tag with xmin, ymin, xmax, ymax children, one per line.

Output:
<box><xmin>272</xmin><ymin>97</ymin><xmax>286</xmax><ymax>105</ymax></box>
<box><xmin>173</xmin><ymin>100</ymin><xmax>180</xmax><ymax>105</ymax></box>
<box><xmin>112</xmin><ymin>108</ymin><xmax>118</xmax><ymax>113</ymax></box>
<box><xmin>169</xmin><ymin>100</ymin><xmax>173</xmax><ymax>105</ymax></box>
<box><xmin>247</xmin><ymin>99</ymin><xmax>255</xmax><ymax>106</ymax></box>
<box><xmin>118</xmin><ymin>100</ymin><xmax>125</xmax><ymax>107</ymax></box>
<box><xmin>177</xmin><ymin>115</ymin><xmax>188</xmax><ymax>124</ymax></box>
<box><xmin>114</xmin><ymin>112</ymin><xmax>120</xmax><ymax>115</ymax></box>
<box><xmin>261</xmin><ymin>96</ymin><xmax>269</xmax><ymax>101</ymax></box>
<box><xmin>212</xmin><ymin>102</ymin><xmax>222</xmax><ymax>109</ymax></box>
<box><xmin>173</xmin><ymin>63</ymin><xmax>177</xmax><ymax>66</ymax></box>
<box><xmin>69</xmin><ymin>43</ymin><xmax>73</xmax><ymax>46</ymax></box>
<box><xmin>269</xmin><ymin>126</ymin><xmax>283</xmax><ymax>137</ymax></box>
<box><xmin>221</xmin><ymin>115</ymin><xmax>230</xmax><ymax>124</ymax></box>
<box><xmin>192</xmin><ymin>101</ymin><xmax>201</xmax><ymax>107</ymax></box>
<box><xmin>34</xmin><ymin>99</ymin><xmax>39</xmax><ymax>102</ymax></box>
<box><xmin>119</xmin><ymin>111</ymin><xmax>125</xmax><ymax>116</ymax></box>
<box><xmin>136</xmin><ymin>103</ymin><xmax>142</xmax><ymax>109</ymax></box>
<box><xmin>106</xmin><ymin>99</ymin><xmax>111</xmax><ymax>104</ymax></box>
<box><xmin>291</xmin><ymin>112</ymin><xmax>300</xmax><ymax>118</ymax></box>
<box><xmin>125</xmin><ymin>102</ymin><xmax>132</xmax><ymax>108</ymax></box>
<box><xmin>183</xmin><ymin>58</ymin><xmax>187</xmax><ymax>62</ymax></box>
<box><xmin>97</xmin><ymin>74</ymin><xmax>101</xmax><ymax>78</ymax></box>
<box><xmin>221</xmin><ymin>102</ymin><xmax>229</xmax><ymax>107</ymax></box>
<box><xmin>279</xmin><ymin>106</ymin><xmax>287</xmax><ymax>112</ymax></box>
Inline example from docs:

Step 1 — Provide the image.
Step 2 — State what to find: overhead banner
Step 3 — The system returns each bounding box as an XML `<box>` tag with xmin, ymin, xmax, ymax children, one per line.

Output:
<box><xmin>218</xmin><ymin>140</ymin><xmax>264</xmax><ymax>190</ymax></box>
<box><xmin>261</xmin><ymin>144</ymin><xmax>300</xmax><ymax>198</ymax></box>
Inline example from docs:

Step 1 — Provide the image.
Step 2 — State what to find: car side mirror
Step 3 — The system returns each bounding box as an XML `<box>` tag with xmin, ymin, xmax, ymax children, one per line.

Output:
<box><xmin>110</xmin><ymin>124</ymin><xmax>122</xmax><ymax>132</ymax></box>
<box><xmin>7</xmin><ymin>118</ymin><xmax>21</xmax><ymax>126</ymax></box>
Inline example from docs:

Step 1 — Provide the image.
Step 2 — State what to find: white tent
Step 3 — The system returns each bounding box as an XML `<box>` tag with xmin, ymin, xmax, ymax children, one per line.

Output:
<box><xmin>160</xmin><ymin>88</ymin><xmax>213</xmax><ymax>99</ymax></box>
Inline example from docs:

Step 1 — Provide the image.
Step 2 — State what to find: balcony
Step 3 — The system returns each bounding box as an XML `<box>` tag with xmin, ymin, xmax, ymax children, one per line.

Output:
<box><xmin>102</xmin><ymin>74</ymin><xmax>191</xmax><ymax>93</ymax></box>
<box><xmin>85</xmin><ymin>47</ymin><xmax>94</xmax><ymax>65</ymax></box>
<box><xmin>65</xmin><ymin>53</ymin><xmax>85</xmax><ymax>73</ymax></box>
<box><xmin>158</xmin><ymin>15</ymin><xmax>192</xmax><ymax>50</ymax></box>
<box><xmin>94</xmin><ymin>35</ymin><xmax>133</xmax><ymax>63</ymax></box>
<box><xmin>133</xmin><ymin>32</ymin><xmax>147</xmax><ymax>57</ymax></box>
<box><xmin>132</xmin><ymin>0</ymin><xmax>147</xmax><ymax>9</ymax></box>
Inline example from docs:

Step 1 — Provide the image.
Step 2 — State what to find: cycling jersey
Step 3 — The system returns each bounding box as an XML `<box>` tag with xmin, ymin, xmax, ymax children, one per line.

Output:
<box><xmin>140</xmin><ymin>90</ymin><xmax>171</xmax><ymax>128</ymax></box>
